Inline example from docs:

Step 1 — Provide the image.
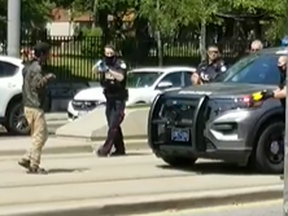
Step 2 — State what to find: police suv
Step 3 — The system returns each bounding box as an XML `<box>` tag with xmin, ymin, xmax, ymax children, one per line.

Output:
<box><xmin>148</xmin><ymin>47</ymin><xmax>287</xmax><ymax>174</ymax></box>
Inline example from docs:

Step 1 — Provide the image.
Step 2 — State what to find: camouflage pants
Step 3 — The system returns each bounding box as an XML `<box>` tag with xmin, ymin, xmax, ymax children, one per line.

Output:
<box><xmin>22</xmin><ymin>107</ymin><xmax>48</xmax><ymax>167</ymax></box>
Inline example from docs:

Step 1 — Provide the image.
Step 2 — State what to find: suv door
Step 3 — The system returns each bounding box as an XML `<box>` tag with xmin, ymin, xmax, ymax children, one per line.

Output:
<box><xmin>151</xmin><ymin>72</ymin><xmax>183</xmax><ymax>103</ymax></box>
<box><xmin>0</xmin><ymin>61</ymin><xmax>21</xmax><ymax>116</ymax></box>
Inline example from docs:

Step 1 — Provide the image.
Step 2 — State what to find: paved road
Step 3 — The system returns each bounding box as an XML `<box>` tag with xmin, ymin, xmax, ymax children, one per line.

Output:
<box><xmin>134</xmin><ymin>200</ymin><xmax>283</xmax><ymax>216</ymax></box>
<box><xmin>0</xmin><ymin>151</ymin><xmax>283</xmax><ymax>215</ymax></box>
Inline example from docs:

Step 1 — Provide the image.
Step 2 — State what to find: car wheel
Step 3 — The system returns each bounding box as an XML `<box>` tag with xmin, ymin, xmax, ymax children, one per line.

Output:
<box><xmin>254</xmin><ymin>121</ymin><xmax>284</xmax><ymax>174</ymax></box>
<box><xmin>5</xmin><ymin>102</ymin><xmax>30</xmax><ymax>135</ymax></box>
<box><xmin>161</xmin><ymin>156</ymin><xmax>198</xmax><ymax>167</ymax></box>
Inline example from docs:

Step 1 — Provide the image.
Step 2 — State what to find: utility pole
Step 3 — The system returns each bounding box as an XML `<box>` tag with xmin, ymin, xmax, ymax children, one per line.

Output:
<box><xmin>284</xmin><ymin>51</ymin><xmax>288</xmax><ymax>216</ymax></box>
<box><xmin>7</xmin><ymin>0</ymin><xmax>21</xmax><ymax>58</ymax></box>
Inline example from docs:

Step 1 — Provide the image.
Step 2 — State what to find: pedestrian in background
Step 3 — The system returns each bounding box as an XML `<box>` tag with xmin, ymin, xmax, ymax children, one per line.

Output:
<box><xmin>250</xmin><ymin>40</ymin><xmax>263</xmax><ymax>53</ymax></box>
<box><xmin>18</xmin><ymin>42</ymin><xmax>56</xmax><ymax>174</ymax></box>
<box><xmin>93</xmin><ymin>45</ymin><xmax>128</xmax><ymax>157</ymax></box>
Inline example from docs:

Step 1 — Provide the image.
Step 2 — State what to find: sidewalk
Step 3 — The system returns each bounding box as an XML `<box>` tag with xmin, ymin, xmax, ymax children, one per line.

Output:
<box><xmin>0</xmin><ymin>152</ymin><xmax>283</xmax><ymax>216</ymax></box>
<box><xmin>0</xmin><ymin>137</ymin><xmax>148</xmax><ymax>156</ymax></box>
<box><xmin>45</xmin><ymin>112</ymin><xmax>67</xmax><ymax>121</ymax></box>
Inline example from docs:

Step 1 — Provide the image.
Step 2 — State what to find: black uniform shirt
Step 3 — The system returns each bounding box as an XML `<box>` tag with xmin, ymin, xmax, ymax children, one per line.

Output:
<box><xmin>279</xmin><ymin>73</ymin><xmax>286</xmax><ymax>108</ymax></box>
<box><xmin>100</xmin><ymin>59</ymin><xmax>128</xmax><ymax>101</ymax></box>
<box><xmin>197</xmin><ymin>59</ymin><xmax>227</xmax><ymax>82</ymax></box>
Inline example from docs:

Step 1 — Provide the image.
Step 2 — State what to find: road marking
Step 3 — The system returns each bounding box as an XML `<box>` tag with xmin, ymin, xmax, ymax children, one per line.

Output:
<box><xmin>131</xmin><ymin>199</ymin><xmax>282</xmax><ymax>216</ymax></box>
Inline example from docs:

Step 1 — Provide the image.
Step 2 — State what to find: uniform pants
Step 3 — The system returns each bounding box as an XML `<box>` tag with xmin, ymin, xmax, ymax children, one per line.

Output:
<box><xmin>22</xmin><ymin>107</ymin><xmax>48</xmax><ymax>167</ymax></box>
<box><xmin>99</xmin><ymin>100</ymin><xmax>125</xmax><ymax>154</ymax></box>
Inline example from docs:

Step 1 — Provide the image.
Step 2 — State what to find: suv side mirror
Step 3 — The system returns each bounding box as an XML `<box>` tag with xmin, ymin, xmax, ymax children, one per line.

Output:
<box><xmin>157</xmin><ymin>81</ymin><xmax>173</xmax><ymax>89</ymax></box>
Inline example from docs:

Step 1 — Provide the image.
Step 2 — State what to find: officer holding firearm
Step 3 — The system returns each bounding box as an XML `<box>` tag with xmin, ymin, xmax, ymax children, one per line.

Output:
<box><xmin>258</xmin><ymin>56</ymin><xmax>287</xmax><ymax>105</ymax></box>
<box><xmin>93</xmin><ymin>45</ymin><xmax>128</xmax><ymax>157</ymax></box>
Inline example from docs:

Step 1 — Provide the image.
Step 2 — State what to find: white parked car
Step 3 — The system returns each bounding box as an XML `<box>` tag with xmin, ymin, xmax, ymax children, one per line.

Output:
<box><xmin>67</xmin><ymin>66</ymin><xmax>196</xmax><ymax>120</ymax></box>
<box><xmin>0</xmin><ymin>56</ymin><xmax>28</xmax><ymax>134</ymax></box>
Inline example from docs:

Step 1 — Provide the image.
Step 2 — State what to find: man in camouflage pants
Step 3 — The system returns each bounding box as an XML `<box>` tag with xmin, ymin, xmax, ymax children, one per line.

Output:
<box><xmin>18</xmin><ymin>42</ymin><xmax>55</xmax><ymax>174</ymax></box>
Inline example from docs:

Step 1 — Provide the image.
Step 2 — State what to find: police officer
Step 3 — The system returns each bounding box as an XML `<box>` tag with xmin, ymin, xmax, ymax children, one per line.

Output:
<box><xmin>260</xmin><ymin>56</ymin><xmax>287</xmax><ymax>106</ymax></box>
<box><xmin>191</xmin><ymin>45</ymin><xmax>227</xmax><ymax>85</ymax></box>
<box><xmin>93</xmin><ymin>45</ymin><xmax>128</xmax><ymax>157</ymax></box>
<box><xmin>258</xmin><ymin>55</ymin><xmax>287</xmax><ymax>180</ymax></box>
<box><xmin>18</xmin><ymin>42</ymin><xmax>55</xmax><ymax>174</ymax></box>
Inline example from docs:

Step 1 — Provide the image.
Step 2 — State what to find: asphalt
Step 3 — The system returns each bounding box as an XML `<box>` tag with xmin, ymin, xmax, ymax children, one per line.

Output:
<box><xmin>137</xmin><ymin>199</ymin><xmax>283</xmax><ymax>216</ymax></box>
<box><xmin>0</xmin><ymin>152</ymin><xmax>283</xmax><ymax>216</ymax></box>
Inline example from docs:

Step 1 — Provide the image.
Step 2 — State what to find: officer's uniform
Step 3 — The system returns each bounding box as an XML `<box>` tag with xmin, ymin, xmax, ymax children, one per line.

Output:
<box><xmin>97</xmin><ymin>58</ymin><xmax>128</xmax><ymax>156</ymax></box>
<box><xmin>197</xmin><ymin>59</ymin><xmax>227</xmax><ymax>82</ymax></box>
<box><xmin>20</xmin><ymin>60</ymin><xmax>50</xmax><ymax>171</ymax></box>
<box><xmin>279</xmin><ymin>72</ymin><xmax>286</xmax><ymax>108</ymax></box>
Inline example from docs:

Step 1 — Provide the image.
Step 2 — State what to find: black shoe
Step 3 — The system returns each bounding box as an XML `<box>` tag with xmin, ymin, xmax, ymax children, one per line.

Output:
<box><xmin>27</xmin><ymin>166</ymin><xmax>48</xmax><ymax>175</ymax></box>
<box><xmin>96</xmin><ymin>149</ymin><xmax>109</xmax><ymax>157</ymax></box>
<box><xmin>110</xmin><ymin>151</ymin><xmax>126</xmax><ymax>157</ymax></box>
<box><xmin>18</xmin><ymin>159</ymin><xmax>30</xmax><ymax>169</ymax></box>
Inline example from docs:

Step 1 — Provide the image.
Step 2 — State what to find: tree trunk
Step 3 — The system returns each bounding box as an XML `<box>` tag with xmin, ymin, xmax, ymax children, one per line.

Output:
<box><xmin>156</xmin><ymin>30</ymin><xmax>163</xmax><ymax>66</ymax></box>
<box><xmin>156</xmin><ymin>0</ymin><xmax>163</xmax><ymax>66</ymax></box>
<box><xmin>92</xmin><ymin>0</ymin><xmax>98</xmax><ymax>29</ymax></box>
<box><xmin>199</xmin><ymin>19</ymin><xmax>206</xmax><ymax>61</ymax></box>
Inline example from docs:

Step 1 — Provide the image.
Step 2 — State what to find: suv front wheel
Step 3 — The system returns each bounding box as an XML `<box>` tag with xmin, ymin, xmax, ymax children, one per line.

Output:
<box><xmin>5</xmin><ymin>102</ymin><xmax>30</xmax><ymax>135</ymax></box>
<box><xmin>253</xmin><ymin>121</ymin><xmax>284</xmax><ymax>174</ymax></box>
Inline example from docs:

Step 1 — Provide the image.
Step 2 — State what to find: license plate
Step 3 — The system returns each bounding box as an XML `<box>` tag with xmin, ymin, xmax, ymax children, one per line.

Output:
<box><xmin>78</xmin><ymin>111</ymin><xmax>88</xmax><ymax>117</ymax></box>
<box><xmin>171</xmin><ymin>128</ymin><xmax>190</xmax><ymax>142</ymax></box>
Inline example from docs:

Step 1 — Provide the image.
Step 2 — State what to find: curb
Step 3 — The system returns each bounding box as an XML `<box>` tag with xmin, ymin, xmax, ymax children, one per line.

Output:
<box><xmin>0</xmin><ymin>141</ymin><xmax>148</xmax><ymax>156</ymax></box>
<box><xmin>4</xmin><ymin>185</ymin><xmax>283</xmax><ymax>216</ymax></box>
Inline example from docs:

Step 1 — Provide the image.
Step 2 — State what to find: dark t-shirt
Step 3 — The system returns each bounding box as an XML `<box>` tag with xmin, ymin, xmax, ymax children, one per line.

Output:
<box><xmin>100</xmin><ymin>59</ymin><xmax>128</xmax><ymax>101</ymax></box>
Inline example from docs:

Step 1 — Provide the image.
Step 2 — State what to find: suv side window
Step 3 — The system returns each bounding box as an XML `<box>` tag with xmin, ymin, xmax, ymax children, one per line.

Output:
<box><xmin>160</xmin><ymin>72</ymin><xmax>182</xmax><ymax>87</ymax></box>
<box><xmin>220</xmin><ymin>55</ymin><xmax>280</xmax><ymax>85</ymax></box>
<box><xmin>0</xmin><ymin>61</ymin><xmax>18</xmax><ymax>78</ymax></box>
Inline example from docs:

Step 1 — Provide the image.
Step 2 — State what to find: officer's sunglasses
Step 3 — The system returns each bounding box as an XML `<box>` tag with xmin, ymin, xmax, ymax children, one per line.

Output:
<box><xmin>208</xmin><ymin>50</ymin><xmax>219</xmax><ymax>54</ymax></box>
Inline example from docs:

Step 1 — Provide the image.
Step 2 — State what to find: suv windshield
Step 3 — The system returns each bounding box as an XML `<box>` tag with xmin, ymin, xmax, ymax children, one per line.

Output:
<box><xmin>126</xmin><ymin>71</ymin><xmax>163</xmax><ymax>88</ymax></box>
<box><xmin>214</xmin><ymin>54</ymin><xmax>280</xmax><ymax>85</ymax></box>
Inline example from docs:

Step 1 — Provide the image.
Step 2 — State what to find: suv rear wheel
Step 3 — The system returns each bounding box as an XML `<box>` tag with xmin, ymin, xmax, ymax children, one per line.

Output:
<box><xmin>5</xmin><ymin>102</ymin><xmax>30</xmax><ymax>135</ymax></box>
<box><xmin>161</xmin><ymin>155</ymin><xmax>198</xmax><ymax>168</ymax></box>
<box><xmin>253</xmin><ymin>121</ymin><xmax>284</xmax><ymax>174</ymax></box>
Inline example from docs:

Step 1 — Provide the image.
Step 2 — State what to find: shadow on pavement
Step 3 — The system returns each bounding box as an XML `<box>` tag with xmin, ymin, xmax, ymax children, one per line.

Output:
<box><xmin>157</xmin><ymin>162</ymin><xmax>276</xmax><ymax>176</ymax></box>
<box><xmin>0</xmin><ymin>131</ymin><xmax>27</xmax><ymax>137</ymax></box>
<box><xmin>47</xmin><ymin>167</ymin><xmax>89</xmax><ymax>174</ymax></box>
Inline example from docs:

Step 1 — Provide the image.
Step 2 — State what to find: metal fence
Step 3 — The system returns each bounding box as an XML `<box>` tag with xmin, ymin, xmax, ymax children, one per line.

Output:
<box><xmin>16</xmin><ymin>35</ymin><xmax>261</xmax><ymax>82</ymax></box>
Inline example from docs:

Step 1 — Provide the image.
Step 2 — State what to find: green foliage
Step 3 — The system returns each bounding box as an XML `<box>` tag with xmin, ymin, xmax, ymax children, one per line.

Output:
<box><xmin>30</xmin><ymin>0</ymin><xmax>288</xmax><ymax>43</ymax></box>
<box><xmin>80</xmin><ymin>28</ymin><xmax>103</xmax><ymax>58</ymax></box>
<box><xmin>82</xmin><ymin>27</ymin><xmax>103</xmax><ymax>37</ymax></box>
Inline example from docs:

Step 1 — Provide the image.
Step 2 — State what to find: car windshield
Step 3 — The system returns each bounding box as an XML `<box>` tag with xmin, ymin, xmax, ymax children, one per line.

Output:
<box><xmin>214</xmin><ymin>54</ymin><xmax>280</xmax><ymax>85</ymax></box>
<box><xmin>126</xmin><ymin>71</ymin><xmax>163</xmax><ymax>88</ymax></box>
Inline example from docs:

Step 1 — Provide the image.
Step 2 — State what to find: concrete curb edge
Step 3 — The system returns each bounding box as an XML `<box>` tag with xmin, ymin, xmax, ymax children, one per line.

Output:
<box><xmin>6</xmin><ymin>185</ymin><xmax>283</xmax><ymax>216</ymax></box>
<box><xmin>0</xmin><ymin>141</ymin><xmax>148</xmax><ymax>156</ymax></box>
